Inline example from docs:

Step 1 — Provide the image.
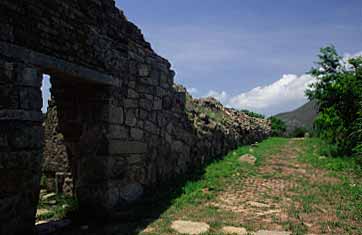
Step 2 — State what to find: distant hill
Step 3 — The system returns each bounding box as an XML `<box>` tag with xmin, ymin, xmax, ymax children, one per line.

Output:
<box><xmin>274</xmin><ymin>100</ymin><xmax>319</xmax><ymax>134</ymax></box>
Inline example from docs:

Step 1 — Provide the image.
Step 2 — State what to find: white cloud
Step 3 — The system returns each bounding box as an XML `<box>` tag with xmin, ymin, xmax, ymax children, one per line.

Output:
<box><xmin>341</xmin><ymin>51</ymin><xmax>362</xmax><ymax>70</ymax></box>
<box><xmin>206</xmin><ymin>90</ymin><xmax>229</xmax><ymax>103</ymax></box>
<box><xmin>188</xmin><ymin>87</ymin><xmax>199</xmax><ymax>95</ymax></box>
<box><xmin>228</xmin><ymin>74</ymin><xmax>316</xmax><ymax>115</ymax></box>
<box><xmin>224</xmin><ymin>74</ymin><xmax>316</xmax><ymax>116</ymax></box>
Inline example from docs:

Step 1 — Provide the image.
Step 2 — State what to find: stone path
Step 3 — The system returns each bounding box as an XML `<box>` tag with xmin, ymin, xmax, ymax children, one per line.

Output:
<box><xmin>169</xmin><ymin>139</ymin><xmax>348</xmax><ymax>234</ymax></box>
<box><xmin>170</xmin><ymin>220</ymin><xmax>291</xmax><ymax>235</ymax></box>
<box><xmin>171</xmin><ymin>220</ymin><xmax>210</xmax><ymax>235</ymax></box>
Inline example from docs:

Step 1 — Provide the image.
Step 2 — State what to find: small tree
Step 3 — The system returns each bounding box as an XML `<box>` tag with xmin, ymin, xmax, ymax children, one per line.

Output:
<box><xmin>306</xmin><ymin>45</ymin><xmax>362</xmax><ymax>156</ymax></box>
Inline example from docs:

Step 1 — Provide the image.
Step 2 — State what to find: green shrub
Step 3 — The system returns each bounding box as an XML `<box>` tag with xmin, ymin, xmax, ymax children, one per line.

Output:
<box><xmin>306</xmin><ymin>45</ymin><xmax>362</xmax><ymax>158</ymax></box>
<box><xmin>291</xmin><ymin>127</ymin><xmax>308</xmax><ymax>138</ymax></box>
<box><xmin>268</xmin><ymin>116</ymin><xmax>287</xmax><ymax>137</ymax></box>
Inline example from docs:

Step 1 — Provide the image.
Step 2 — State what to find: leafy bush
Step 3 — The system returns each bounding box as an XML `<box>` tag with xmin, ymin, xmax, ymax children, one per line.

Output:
<box><xmin>268</xmin><ymin>116</ymin><xmax>287</xmax><ymax>136</ymax></box>
<box><xmin>291</xmin><ymin>127</ymin><xmax>309</xmax><ymax>138</ymax></box>
<box><xmin>306</xmin><ymin>45</ymin><xmax>362</xmax><ymax>157</ymax></box>
<box><xmin>353</xmin><ymin>102</ymin><xmax>362</xmax><ymax>157</ymax></box>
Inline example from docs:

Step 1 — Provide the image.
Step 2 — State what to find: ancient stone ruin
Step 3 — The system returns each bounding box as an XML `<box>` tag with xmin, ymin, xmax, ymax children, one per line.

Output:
<box><xmin>0</xmin><ymin>1</ymin><xmax>271</xmax><ymax>234</ymax></box>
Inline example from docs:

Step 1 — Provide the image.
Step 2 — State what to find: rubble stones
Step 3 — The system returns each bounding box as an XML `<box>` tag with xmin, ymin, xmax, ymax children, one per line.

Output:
<box><xmin>171</xmin><ymin>220</ymin><xmax>210</xmax><ymax>235</ymax></box>
<box><xmin>255</xmin><ymin>230</ymin><xmax>291</xmax><ymax>235</ymax></box>
<box><xmin>222</xmin><ymin>226</ymin><xmax>248</xmax><ymax>235</ymax></box>
<box><xmin>239</xmin><ymin>154</ymin><xmax>257</xmax><ymax>165</ymax></box>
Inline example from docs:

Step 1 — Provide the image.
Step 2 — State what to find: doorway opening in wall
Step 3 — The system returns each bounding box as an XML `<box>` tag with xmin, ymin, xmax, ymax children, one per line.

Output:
<box><xmin>37</xmin><ymin>74</ymin><xmax>77</xmax><ymax>227</ymax></box>
<box><xmin>41</xmin><ymin>74</ymin><xmax>51</xmax><ymax>114</ymax></box>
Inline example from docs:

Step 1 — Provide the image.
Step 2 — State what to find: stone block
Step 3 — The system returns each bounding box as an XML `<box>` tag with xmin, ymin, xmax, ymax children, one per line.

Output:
<box><xmin>125</xmin><ymin>109</ymin><xmax>137</xmax><ymax>127</ymax></box>
<box><xmin>160</xmin><ymin>71</ymin><xmax>169</xmax><ymax>86</ymax></box>
<box><xmin>1</xmin><ymin>150</ymin><xmax>42</xmax><ymax>171</ymax></box>
<box><xmin>0</xmin><ymin>62</ymin><xmax>14</xmax><ymax>83</ymax></box>
<box><xmin>128</xmin><ymin>88</ymin><xmax>139</xmax><ymax>98</ymax></box>
<box><xmin>0</xmin><ymin>84</ymin><xmax>18</xmax><ymax>109</ymax></box>
<box><xmin>0</xmin><ymin>110</ymin><xmax>43</xmax><ymax>121</ymax></box>
<box><xmin>0</xmin><ymin>133</ymin><xmax>8</xmax><ymax>147</ymax></box>
<box><xmin>109</xmin><ymin>105</ymin><xmax>124</xmax><ymax>124</ymax></box>
<box><xmin>128</xmin><ymin>154</ymin><xmax>144</xmax><ymax>164</ymax></box>
<box><xmin>145</xmin><ymin>121</ymin><xmax>159</xmax><ymax>135</ymax></box>
<box><xmin>119</xmin><ymin>183</ymin><xmax>143</xmax><ymax>203</ymax></box>
<box><xmin>16</xmin><ymin>66</ymin><xmax>41</xmax><ymax>87</ymax></box>
<box><xmin>109</xmin><ymin>141</ymin><xmax>147</xmax><ymax>154</ymax></box>
<box><xmin>130</xmin><ymin>128</ymin><xmax>144</xmax><ymax>140</ymax></box>
<box><xmin>153</xmin><ymin>97</ymin><xmax>162</xmax><ymax>110</ymax></box>
<box><xmin>19</xmin><ymin>87</ymin><xmax>42</xmax><ymax>111</ymax></box>
<box><xmin>108</xmin><ymin>124</ymin><xmax>129</xmax><ymax>139</ymax></box>
<box><xmin>137</xmin><ymin>83</ymin><xmax>154</xmax><ymax>94</ymax></box>
<box><xmin>156</xmin><ymin>87</ymin><xmax>167</xmax><ymax>97</ymax></box>
<box><xmin>8</xmin><ymin>126</ymin><xmax>43</xmax><ymax>149</ymax></box>
<box><xmin>108</xmin><ymin>157</ymin><xmax>127</xmax><ymax>179</ymax></box>
<box><xmin>124</xmin><ymin>99</ymin><xmax>138</xmax><ymax>109</ymax></box>
<box><xmin>138</xmin><ymin>64</ymin><xmax>150</xmax><ymax>77</ymax></box>
<box><xmin>162</xmin><ymin>96</ymin><xmax>172</xmax><ymax>110</ymax></box>
<box><xmin>140</xmin><ymin>98</ymin><xmax>152</xmax><ymax>111</ymax></box>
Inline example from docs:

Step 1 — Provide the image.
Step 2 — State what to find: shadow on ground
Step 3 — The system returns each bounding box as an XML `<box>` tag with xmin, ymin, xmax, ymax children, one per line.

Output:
<box><xmin>36</xmin><ymin>156</ymin><xmax>225</xmax><ymax>235</ymax></box>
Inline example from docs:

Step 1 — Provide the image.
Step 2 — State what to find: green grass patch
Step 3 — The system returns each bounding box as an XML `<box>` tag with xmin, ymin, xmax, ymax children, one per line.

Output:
<box><xmin>300</xmin><ymin>138</ymin><xmax>362</xmax><ymax>173</ymax></box>
<box><xmin>170</xmin><ymin>137</ymin><xmax>289</xmax><ymax>210</ymax></box>
<box><xmin>37</xmin><ymin>194</ymin><xmax>78</xmax><ymax>221</ymax></box>
<box><xmin>296</xmin><ymin>138</ymin><xmax>362</xmax><ymax>233</ymax></box>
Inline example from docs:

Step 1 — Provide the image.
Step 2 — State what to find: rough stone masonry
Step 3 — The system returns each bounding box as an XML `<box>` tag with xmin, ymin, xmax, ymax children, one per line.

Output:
<box><xmin>0</xmin><ymin>1</ymin><xmax>271</xmax><ymax>234</ymax></box>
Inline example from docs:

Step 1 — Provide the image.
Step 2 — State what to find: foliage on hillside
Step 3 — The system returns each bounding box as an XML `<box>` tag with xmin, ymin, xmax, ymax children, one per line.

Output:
<box><xmin>306</xmin><ymin>45</ymin><xmax>362</xmax><ymax>157</ymax></box>
<box><xmin>274</xmin><ymin>100</ymin><xmax>318</xmax><ymax>135</ymax></box>
<box><xmin>268</xmin><ymin>116</ymin><xmax>287</xmax><ymax>137</ymax></box>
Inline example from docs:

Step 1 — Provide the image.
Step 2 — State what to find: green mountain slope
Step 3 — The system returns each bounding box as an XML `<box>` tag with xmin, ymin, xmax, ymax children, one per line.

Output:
<box><xmin>274</xmin><ymin>100</ymin><xmax>318</xmax><ymax>134</ymax></box>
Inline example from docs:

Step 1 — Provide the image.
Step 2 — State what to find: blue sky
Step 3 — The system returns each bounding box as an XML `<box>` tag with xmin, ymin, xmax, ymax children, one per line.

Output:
<box><xmin>42</xmin><ymin>1</ymin><xmax>362</xmax><ymax>115</ymax></box>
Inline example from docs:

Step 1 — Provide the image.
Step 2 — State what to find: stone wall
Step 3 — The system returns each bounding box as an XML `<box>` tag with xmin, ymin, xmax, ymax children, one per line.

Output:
<box><xmin>0</xmin><ymin>1</ymin><xmax>271</xmax><ymax>234</ymax></box>
<box><xmin>43</xmin><ymin>100</ymin><xmax>73</xmax><ymax>196</ymax></box>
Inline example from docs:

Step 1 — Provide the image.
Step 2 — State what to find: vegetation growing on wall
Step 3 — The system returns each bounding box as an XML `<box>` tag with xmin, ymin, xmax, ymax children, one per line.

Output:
<box><xmin>241</xmin><ymin>109</ymin><xmax>265</xmax><ymax>119</ymax></box>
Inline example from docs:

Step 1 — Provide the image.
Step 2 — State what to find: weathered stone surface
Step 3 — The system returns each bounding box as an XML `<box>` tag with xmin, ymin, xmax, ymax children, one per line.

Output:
<box><xmin>130</xmin><ymin>128</ymin><xmax>144</xmax><ymax>140</ymax></box>
<box><xmin>222</xmin><ymin>226</ymin><xmax>247</xmax><ymax>235</ymax></box>
<box><xmin>255</xmin><ymin>230</ymin><xmax>291</xmax><ymax>235</ymax></box>
<box><xmin>247</xmin><ymin>201</ymin><xmax>270</xmax><ymax>208</ymax></box>
<box><xmin>171</xmin><ymin>220</ymin><xmax>210</xmax><ymax>235</ymax></box>
<box><xmin>36</xmin><ymin>208</ymin><xmax>50</xmax><ymax>217</ymax></box>
<box><xmin>0</xmin><ymin>110</ymin><xmax>43</xmax><ymax>121</ymax></box>
<box><xmin>119</xmin><ymin>183</ymin><xmax>144</xmax><ymax>203</ymax></box>
<box><xmin>239</xmin><ymin>154</ymin><xmax>257</xmax><ymax>165</ymax></box>
<box><xmin>125</xmin><ymin>109</ymin><xmax>137</xmax><ymax>127</ymax></box>
<box><xmin>109</xmin><ymin>141</ymin><xmax>147</xmax><ymax>154</ymax></box>
<box><xmin>109</xmin><ymin>105</ymin><xmax>124</xmax><ymax>124</ymax></box>
<box><xmin>42</xmin><ymin>193</ymin><xmax>56</xmax><ymax>201</ymax></box>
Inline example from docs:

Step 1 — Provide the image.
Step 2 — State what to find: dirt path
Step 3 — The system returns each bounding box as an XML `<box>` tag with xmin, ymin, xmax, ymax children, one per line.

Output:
<box><xmin>209</xmin><ymin>138</ymin><xmax>356</xmax><ymax>234</ymax></box>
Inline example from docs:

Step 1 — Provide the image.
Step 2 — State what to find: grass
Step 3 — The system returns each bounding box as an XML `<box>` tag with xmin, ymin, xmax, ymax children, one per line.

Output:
<box><xmin>40</xmin><ymin>137</ymin><xmax>362</xmax><ymax>235</ymax></box>
<box><xmin>169</xmin><ymin>138</ymin><xmax>288</xmax><ymax>210</ymax></box>
<box><xmin>37</xmin><ymin>194</ymin><xmax>78</xmax><ymax>222</ymax></box>
<box><xmin>139</xmin><ymin>138</ymin><xmax>289</xmax><ymax>234</ymax></box>
<box><xmin>294</xmin><ymin>138</ymin><xmax>362</xmax><ymax>234</ymax></box>
<box><xmin>301</xmin><ymin>138</ymin><xmax>362</xmax><ymax>173</ymax></box>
